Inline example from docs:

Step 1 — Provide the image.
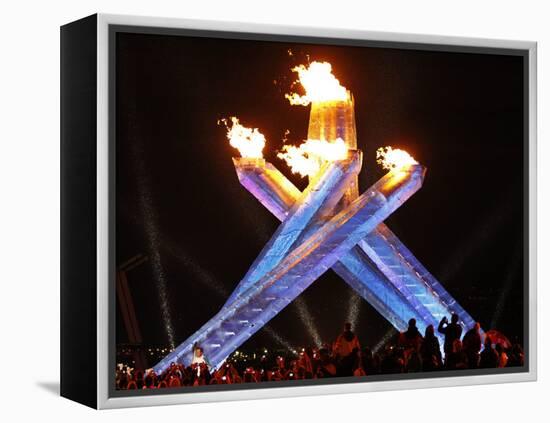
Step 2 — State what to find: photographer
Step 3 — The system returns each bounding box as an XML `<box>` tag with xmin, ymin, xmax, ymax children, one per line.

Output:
<box><xmin>438</xmin><ymin>314</ymin><xmax>463</xmax><ymax>360</ymax></box>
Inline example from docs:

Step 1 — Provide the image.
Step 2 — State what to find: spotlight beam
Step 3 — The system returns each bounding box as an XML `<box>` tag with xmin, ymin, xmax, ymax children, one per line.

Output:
<box><xmin>346</xmin><ymin>291</ymin><xmax>361</xmax><ymax>330</ymax></box>
<box><xmin>140</xmin><ymin>186</ymin><xmax>176</xmax><ymax>349</ymax></box>
<box><xmin>490</xmin><ymin>241</ymin><xmax>523</xmax><ymax>329</ymax></box>
<box><xmin>163</xmin><ymin>241</ymin><xmax>230</xmax><ymax>297</ymax></box>
<box><xmin>163</xmin><ymin>240</ymin><xmax>294</xmax><ymax>350</ymax></box>
<box><xmin>294</xmin><ymin>297</ymin><xmax>323</xmax><ymax>347</ymax></box>
<box><xmin>130</xmin><ymin>113</ymin><xmax>177</xmax><ymax>350</ymax></box>
<box><xmin>373</xmin><ymin>328</ymin><xmax>398</xmax><ymax>354</ymax></box>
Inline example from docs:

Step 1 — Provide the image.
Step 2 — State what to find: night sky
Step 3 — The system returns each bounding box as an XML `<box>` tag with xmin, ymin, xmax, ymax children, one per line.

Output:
<box><xmin>115</xmin><ymin>32</ymin><xmax>525</xmax><ymax>352</ymax></box>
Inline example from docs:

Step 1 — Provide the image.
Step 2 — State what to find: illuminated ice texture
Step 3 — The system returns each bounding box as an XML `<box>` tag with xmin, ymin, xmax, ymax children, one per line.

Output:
<box><xmin>153</xmin><ymin>162</ymin><xmax>425</xmax><ymax>373</ymax></box>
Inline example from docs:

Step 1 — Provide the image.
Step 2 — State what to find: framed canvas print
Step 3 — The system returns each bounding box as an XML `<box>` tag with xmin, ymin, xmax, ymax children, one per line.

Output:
<box><xmin>60</xmin><ymin>13</ymin><xmax>537</xmax><ymax>409</ymax></box>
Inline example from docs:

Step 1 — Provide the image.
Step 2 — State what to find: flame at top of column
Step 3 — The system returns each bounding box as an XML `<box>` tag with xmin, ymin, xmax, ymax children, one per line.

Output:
<box><xmin>286</xmin><ymin>61</ymin><xmax>351</xmax><ymax>106</ymax></box>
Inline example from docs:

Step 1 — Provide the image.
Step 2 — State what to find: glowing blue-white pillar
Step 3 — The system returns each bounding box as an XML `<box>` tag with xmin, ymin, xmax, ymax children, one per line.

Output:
<box><xmin>361</xmin><ymin>225</ymin><xmax>477</xmax><ymax>333</ymax></box>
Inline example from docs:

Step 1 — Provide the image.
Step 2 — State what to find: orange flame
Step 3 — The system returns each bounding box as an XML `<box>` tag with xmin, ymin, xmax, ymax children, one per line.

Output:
<box><xmin>278</xmin><ymin>138</ymin><xmax>348</xmax><ymax>177</ymax></box>
<box><xmin>376</xmin><ymin>146</ymin><xmax>418</xmax><ymax>170</ymax></box>
<box><xmin>221</xmin><ymin>117</ymin><xmax>266</xmax><ymax>159</ymax></box>
<box><xmin>286</xmin><ymin>61</ymin><xmax>350</xmax><ymax>106</ymax></box>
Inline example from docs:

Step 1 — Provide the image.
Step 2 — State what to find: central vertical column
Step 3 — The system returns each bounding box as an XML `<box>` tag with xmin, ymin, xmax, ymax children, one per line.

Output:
<box><xmin>307</xmin><ymin>93</ymin><xmax>359</xmax><ymax>206</ymax></box>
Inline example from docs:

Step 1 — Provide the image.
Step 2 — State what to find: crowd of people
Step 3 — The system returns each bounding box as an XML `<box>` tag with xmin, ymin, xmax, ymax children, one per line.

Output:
<box><xmin>116</xmin><ymin>316</ymin><xmax>524</xmax><ymax>390</ymax></box>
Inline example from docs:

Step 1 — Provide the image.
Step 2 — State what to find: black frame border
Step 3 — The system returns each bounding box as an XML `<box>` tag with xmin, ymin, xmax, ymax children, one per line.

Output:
<box><xmin>60</xmin><ymin>14</ymin><xmax>99</xmax><ymax>409</ymax></box>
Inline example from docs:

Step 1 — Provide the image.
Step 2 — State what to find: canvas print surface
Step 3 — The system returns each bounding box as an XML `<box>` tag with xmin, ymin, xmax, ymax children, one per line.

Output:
<box><xmin>113</xmin><ymin>30</ymin><xmax>527</xmax><ymax>395</ymax></box>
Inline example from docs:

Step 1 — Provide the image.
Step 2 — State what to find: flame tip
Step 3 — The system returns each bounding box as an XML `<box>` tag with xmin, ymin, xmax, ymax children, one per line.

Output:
<box><xmin>225</xmin><ymin>116</ymin><xmax>266</xmax><ymax>159</ymax></box>
<box><xmin>286</xmin><ymin>61</ymin><xmax>350</xmax><ymax>106</ymax></box>
<box><xmin>376</xmin><ymin>146</ymin><xmax>418</xmax><ymax>170</ymax></box>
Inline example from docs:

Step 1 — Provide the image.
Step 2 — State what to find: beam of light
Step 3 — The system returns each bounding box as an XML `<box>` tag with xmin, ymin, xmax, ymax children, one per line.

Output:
<box><xmin>127</xmin><ymin>105</ymin><xmax>176</xmax><ymax>350</ymax></box>
<box><xmin>490</xmin><ymin>241</ymin><xmax>523</xmax><ymax>329</ymax></box>
<box><xmin>163</xmin><ymin>241</ymin><xmax>229</xmax><ymax>298</ymax></box>
<box><xmin>294</xmin><ymin>297</ymin><xmax>323</xmax><ymax>347</ymax></box>
<box><xmin>439</xmin><ymin>190</ymin><xmax>516</xmax><ymax>284</ymax></box>
<box><xmin>262</xmin><ymin>326</ymin><xmax>295</xmax><ymax>353</ymax></box>
<box><xmin>372</xmin><ymin>328</ymin><xmax>398</xmax><ymax>354</ymax></box>
<box><xmin>239</xmin><ymin>207</ymin><xmax>274</xmax><ymax>245</ymax></box>
<box><xmin>220</xmin><ymin>175</ymin><xmax>275</xmax><ymax>245</ymax></box>
<box><xmin>139</xmin><ymin>187</ymin><xmax>176</xmax><ymax>350</ymax></box>
<box><xmin>163</xmin><ymin>239</ymin><xmax>294</xmax><ymax>350</ymax></box>
<box><xmin>346</xmin><ymin>291</ymin><xmax>361</xmax><ymax>330</ymax></box>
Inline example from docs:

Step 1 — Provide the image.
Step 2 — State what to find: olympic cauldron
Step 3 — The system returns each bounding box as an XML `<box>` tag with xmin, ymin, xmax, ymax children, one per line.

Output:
<box><xmin>153</xmin><ymin>65</ymin><xmax>477</xmax><ymax>374</ymax></box>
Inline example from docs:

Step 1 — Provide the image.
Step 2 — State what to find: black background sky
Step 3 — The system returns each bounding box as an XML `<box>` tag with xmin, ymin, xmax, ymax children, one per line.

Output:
<box><xmin>115</xmin><ymin>32</ymin><xmax>525</xmax><ymax>351</ymax></box>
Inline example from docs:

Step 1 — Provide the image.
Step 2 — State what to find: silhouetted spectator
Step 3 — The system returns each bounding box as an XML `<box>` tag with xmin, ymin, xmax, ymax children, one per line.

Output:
<box><xmin>191</xmin><ymin>346</ymin><xmax>209</xmax><ymax>369</ymax></box>
<box><xmin>438</xmin><ymin>314</ymin><xmax>463</xmax><ymax>358</ymax></box>
<box><xmin>380</xmin><ymin>346</ymin><xmax>404</xmax><ymax>374</ymax></box>
<box><xmin>316</xmin><ymin>348</ymin><xmax>337</xmax><ymax>378</ymax></box>
<box><xmin>135</xmin><ymin>370</ymin><xmax>144</xmax><ymax>389</ymax></box>
<box><xmin>362</xmin><ymin>347</ymin><xmax>380</xmax><ymax>375</ymax></box>
<box><xmin>298</xmin><ymin>349</ymin><xmax>313</xmax><ymax>374</ymax></box>
<box><xmin>479</xmin><ymin>336</ymin><xmax>499</xmax><ymax>368</ymax></box>
<box><xmin>508</xmin><ymin>344</ymin><xmax>525</xmax><ymax>367</ymax></box>
<box><xmin>406</xmin><ymin>350</ymin><xmax>423</xmax><ymax>373</ymax></box>
<box><xmin>399</xmin><ymin>318</ymin><xmax>424</xmax><ymax>352</ymax></box>
<box><xmin>168</xmin><ymin>376</ymin><xmax>181</xmax><ymax>387</ymax></box>
<box><xmin>191</xmin><ymin>362</ymin><xmax>210</xmax><ymax>385</ymax></box>
<box><xmin>115</xmin><ymin>316</ymin><xmax>522</xmax><ymax>390</ymax></box>
<box><xmin>420</xmin><ymin>324</ymin><xmax>442</xmax><ymax>371</ymax></box>
<box><xmin>495</xmin><ymin>344</ymin><xmax>509</xmax><ymax>368</ymax></box>
<box><xmin>462</xmin><ymin>322</ymin><xmax>482</xmax><ymax>369</ymax></box>
<box><xmin>445</xmin><ymin>339</ymin><xmax>468</xmax><ymax>370</ymax></box>
<box><xmin>243</xmin><ymin>368</ymin><xmax>258</xmax><ymax>383</ymax></box>
<box><xmin>117</xmin><ymin>370</ymin><xmax>129</xmax><ymax>390</ymax></box>
<box><xmin>352</xmin><ymin>349</ymin><xmax>366</xmax><ymax>376</ymax></box>
<box><xmin>333</xmin><ymin>322</ymin><xmax>361</xmax><ymax>377</ymax></box>
<box><xmin>333</xmin><ymin>322</ymin><xmax>361</xmax><ymax>359</ymax></box>
<box><xmin>143</xmin><ymin>373</ymin><xmax>156</xmax><ymax>389</ymax></box>
<box><xmin>226</xmin><ymin>362</ymin><xmax>242</xmax><ymax>384</ymax></box>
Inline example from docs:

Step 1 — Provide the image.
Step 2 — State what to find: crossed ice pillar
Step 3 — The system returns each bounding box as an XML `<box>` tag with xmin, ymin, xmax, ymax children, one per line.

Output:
<box><xmin>153</xmin><ymin>155</ymin><xmax>427</xmax><ymax>374</ymax></box>
<box><xmin>231</xmin><ymin>158</ymin><xmax>478</xmax><ymax>340</ymax></box>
